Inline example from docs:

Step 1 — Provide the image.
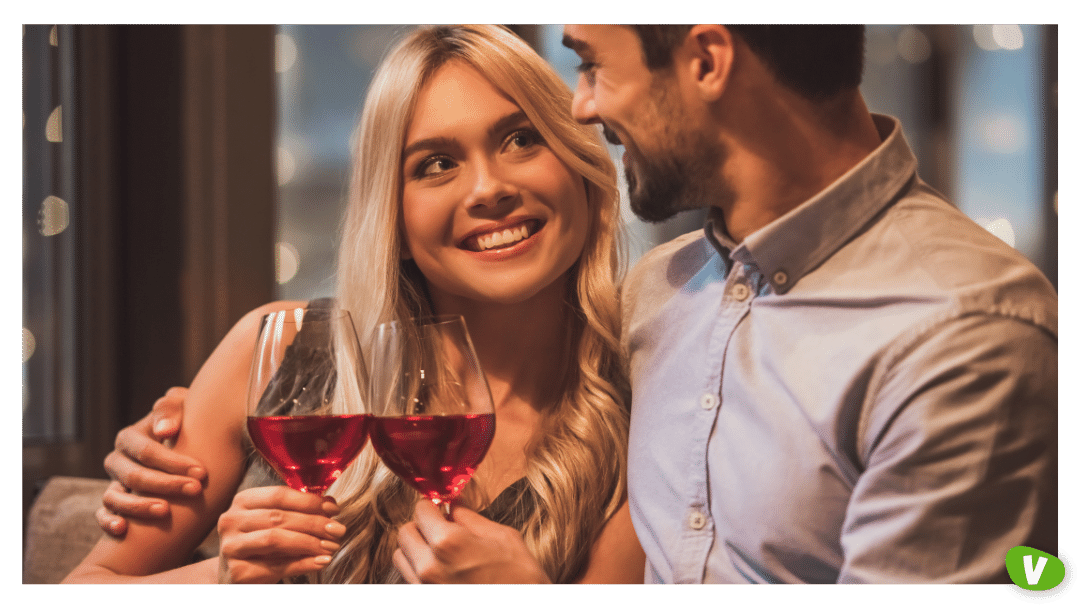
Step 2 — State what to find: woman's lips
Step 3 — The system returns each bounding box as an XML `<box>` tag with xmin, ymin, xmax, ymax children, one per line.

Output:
<box><xmin>460</xmin><ymin>219</ymin><xmax>544</xmax><ymax>253</ymax></box>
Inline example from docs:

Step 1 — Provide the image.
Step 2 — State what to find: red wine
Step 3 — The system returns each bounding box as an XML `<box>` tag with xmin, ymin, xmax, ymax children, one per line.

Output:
<box><xmin>247</xmin><ymin>414</ymin><xmax>370</xmax><ymax>494</ymax></box>
<box><xmin>368</xmin><ymin>413</ymin><xmax>496</xmax><ymax>503</ymax></box>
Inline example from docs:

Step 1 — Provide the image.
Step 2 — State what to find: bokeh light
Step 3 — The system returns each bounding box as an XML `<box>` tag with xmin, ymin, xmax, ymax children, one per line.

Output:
<box><xmin>276</xmin><ymin>242</ymin><xmax>300</xmax><ymax>284</ymax></box>
<box><xmin>980</xmin><ymin>114</ymin><xmax>1026</xmax><ymax>155</ymax></box>
<box><xmin>973</xmin><ymin>25</ymin><xmax>999</xmax><ymax>51</ymax></box>
<box><xmin>978</xmin><ymin>217</ymin><xmax>1017</xmax><ymax>247</ymax></box>
<box><xmin>46</xmin><ymin>106</ymin><xmax>62</xmax><ymax>142</ymax></box>
<box><xmin>897</xmin><ymin>26</ymin><xmax>931</xmax><ymax>64</ymax></box>
<box><xmin>277</xmin><ymin>145</ymin><xmax>297</xmax><ymax>186</ymax></box>
<box><xmin>992</xmin><ymin>25</ymin><xmax>1024</xmax><ymax>51</ymax></box>
<box><xmin>276</xmin><ymin>33</ymin><xmax>298</xmax><ymax>73</ymax></box>
<box><xmin>38</xmin><ymin>195</ymin><xmax>70</xmax><ymax>236</ymax></box>
<box><xmin>23</xmin><ymin>328</ymin><xmax>36</xmax><ymax>362</ymax></box>
<box><xmin>866</xmin><ymin>27</ymin><xmax>898</xmax><ymax>66</ymax></box>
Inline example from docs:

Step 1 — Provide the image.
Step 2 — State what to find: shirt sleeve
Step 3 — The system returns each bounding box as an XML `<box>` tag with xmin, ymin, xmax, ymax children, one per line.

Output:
<box><xmin>838</xmin><ymin>313</ymin><xmax>1057</xmax><ymax>583</ymax></box>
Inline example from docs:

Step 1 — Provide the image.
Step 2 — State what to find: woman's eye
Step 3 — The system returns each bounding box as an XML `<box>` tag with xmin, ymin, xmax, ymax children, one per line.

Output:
<box><xmin>416</xmin><ymin>156</ymin><xmax>455</xmax><ymax>178</ymax></box>
<box><xmin>505</xmin><ymin>129</ymin><xmax>542</xmax><ymax>152</ymax></box>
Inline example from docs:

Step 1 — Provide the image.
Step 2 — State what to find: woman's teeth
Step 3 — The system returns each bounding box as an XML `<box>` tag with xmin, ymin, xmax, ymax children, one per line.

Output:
<box><xmin>477</xmin><ymin>224</ymin><xmax>530</xmax><ymax>251</ymax></box>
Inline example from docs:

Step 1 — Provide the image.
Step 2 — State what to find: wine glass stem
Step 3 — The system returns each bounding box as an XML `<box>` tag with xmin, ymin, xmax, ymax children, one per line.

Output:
<box><xmin>440</xmin><ymin>500</ymin><xmax>452</xmax><ymax>518</ymax></box>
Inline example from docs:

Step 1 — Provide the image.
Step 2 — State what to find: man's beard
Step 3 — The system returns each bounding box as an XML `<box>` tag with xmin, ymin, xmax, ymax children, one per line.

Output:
<box><xmin>619</xmin><ymin>89</ymin><xmax>732</xmax><ymax>224</ymax></box>
<box><xmin>623</xmin><ymin>133</ymin><xmax>730</xmax><ymax>223</ymax></box>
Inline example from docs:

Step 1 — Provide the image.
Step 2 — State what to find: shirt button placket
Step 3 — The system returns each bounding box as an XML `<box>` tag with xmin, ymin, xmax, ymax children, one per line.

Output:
<box><xmin>731</xmin><ymin>283</ymin><xmax>750</xmax><ymax>301</ymax></box>
<box><xmin>688</xmin><ymin>510</ymin><xmax>708</xmax><ymax>530</ymax></box>
<box><xmin>700</xmin><ymin>393</ymin><xmax>718</xmax><ymax>410</ymax></box>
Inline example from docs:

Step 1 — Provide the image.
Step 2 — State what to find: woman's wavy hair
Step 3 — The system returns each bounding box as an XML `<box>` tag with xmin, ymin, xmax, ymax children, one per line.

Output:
<box><xmin>323</xmin><ymin>24</ymin><xmax>629</xmax><ymax>584</ymax></box>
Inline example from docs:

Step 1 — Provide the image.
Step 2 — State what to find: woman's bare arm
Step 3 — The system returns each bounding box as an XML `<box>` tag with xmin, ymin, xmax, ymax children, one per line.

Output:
<box><xmin>63</xmin><ymin>301</ymin><xmax>306</xmax><ymax>583</ymax></box>
<box><xmin>575</xmin><ymin>500</ymin><xmax>645</xmax><ymax>583</ymax></box>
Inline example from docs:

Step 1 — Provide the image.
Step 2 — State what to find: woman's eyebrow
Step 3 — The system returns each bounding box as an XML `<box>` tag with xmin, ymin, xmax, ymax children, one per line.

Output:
<box><xmin>402</xmin><ymin>136</ymin><xmax>456</xmax><ymax>161</ymax></box>
<box><xmin>402</xmin><ymin>110</ymin><xmax>531</xmax><ymax>161</ymax></box>
<box><xmin>488</xmin><ymin>110</ymin><xmax>530</xmax><ymax>140</ymax></box>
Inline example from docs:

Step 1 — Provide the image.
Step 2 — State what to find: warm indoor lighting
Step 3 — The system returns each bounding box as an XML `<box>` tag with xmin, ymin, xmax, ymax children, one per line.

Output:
<box><xmin>39</xmin><ymin>195</ymin><xmax>69</xmax><ymax>236</ymax></box>
<box><xmin>276</xmin><ymin>241</ymin><xmax>300</xmax><ymax>284</ymax></box>
<box><xmin>49</xmin><ymin>26</ymin><xmax>57</xmax><ymax>46</ymax></box>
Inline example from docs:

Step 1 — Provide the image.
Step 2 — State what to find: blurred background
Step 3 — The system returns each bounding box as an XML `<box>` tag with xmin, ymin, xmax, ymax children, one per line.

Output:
<box><xmin>23</xmin><ymin>24</ymin><xmax>1057</xmax><ymax>526</ymax></box>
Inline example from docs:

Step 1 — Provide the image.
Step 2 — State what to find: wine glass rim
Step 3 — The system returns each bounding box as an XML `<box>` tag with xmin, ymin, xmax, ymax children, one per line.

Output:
<box><xmin>260</xmin><ymin>307</ymin><xmax>354</xmax><ymax>322</ymax></box>
<box><xmin>377</xmin><ymin>314</ymin><xmax>467</xmax><ymax>329</ymax></box>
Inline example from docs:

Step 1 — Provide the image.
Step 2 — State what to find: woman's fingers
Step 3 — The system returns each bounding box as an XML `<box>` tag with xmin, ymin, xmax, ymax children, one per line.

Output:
<box><xmin>217</xmin><ymin>488</ymin><xmax>346</xmax><ymax>584</ymax></box>
<box><xmin>392</xmin><ymin>548</ymin><xmax>421</xmax><ymax>584</ymax></box>
<box><xmin>220</xmin><ymin>526</ymin><xmax>341</xmax><ymax>560</ymax></box>
<box><xmin>395</xmin><ymin>519</ymin><xmax>446</xmax><ymax>583</ymax></box>
<box><xmin>224</xmin><ymin>506</ymin><xmax>346</xmax><ymax>542</ymax></box>
<box><xmin>220</xmin><ymin>553</ymin><xmax>334</xmax><ymax>584</ymax></box>
<box><xmin>230</xmin><ymin>486</ymin><xmax>340</xmax><ymax>517</ymax></box>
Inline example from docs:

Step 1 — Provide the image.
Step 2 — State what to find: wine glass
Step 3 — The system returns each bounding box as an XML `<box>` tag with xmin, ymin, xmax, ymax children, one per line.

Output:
<box><xmin>246</xmin><ymin>307</ymin><xmax>370</xmax><ymax>495</ymax></box>
<box><xmin>367</xmin><ymin>316</ymin><xmax>496</xmax><ymax>515</ymax></box>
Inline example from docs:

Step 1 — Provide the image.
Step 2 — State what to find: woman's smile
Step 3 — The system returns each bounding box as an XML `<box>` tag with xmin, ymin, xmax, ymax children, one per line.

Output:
<box><xmin>458</xmin><ymin>218</ymin><xmax>545</xmax><ymax>253</ymax></box>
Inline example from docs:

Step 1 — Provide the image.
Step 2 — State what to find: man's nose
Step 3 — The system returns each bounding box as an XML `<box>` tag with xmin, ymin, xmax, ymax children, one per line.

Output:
<box><xmin>571</xmin><ymin>76</ymin><xmax>600</xmax><ymax>125</ymax></box>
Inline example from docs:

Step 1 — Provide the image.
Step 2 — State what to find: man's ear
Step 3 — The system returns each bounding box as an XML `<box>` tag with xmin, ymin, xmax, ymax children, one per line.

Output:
<box><xmin>682</xmin><ymin>25</ymin><xmax>735</xmax><ymax>103</ymax></box>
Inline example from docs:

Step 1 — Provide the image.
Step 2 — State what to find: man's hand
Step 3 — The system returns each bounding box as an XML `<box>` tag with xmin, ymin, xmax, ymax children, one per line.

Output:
<box><xmin>96</xmin><ymin>387</ymin><xmax>208</xmax><ymax>536</ymax></box>
<box><xmin>393</xmin><ymin>499</ymin><xmax>551</xmax><ymax>584</ymax></box>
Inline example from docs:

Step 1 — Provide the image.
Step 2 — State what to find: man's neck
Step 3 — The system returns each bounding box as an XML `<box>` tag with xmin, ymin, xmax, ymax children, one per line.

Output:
<box><xmin>717</xmin><ymin>89</ymin><xmax>882</xmax><ymax>243</ymax></box>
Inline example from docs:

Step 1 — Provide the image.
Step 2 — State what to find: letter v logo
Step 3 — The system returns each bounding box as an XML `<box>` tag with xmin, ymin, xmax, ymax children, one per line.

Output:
<box><xmin>1023</xmin><ymin>554</ymin><xmax>1047</xmax><ymax>585</ymax></box>
<box><xmin>1006</xmin><ymin>546</ymin><xmax>1066</xmax><ymax>591</ymax></box>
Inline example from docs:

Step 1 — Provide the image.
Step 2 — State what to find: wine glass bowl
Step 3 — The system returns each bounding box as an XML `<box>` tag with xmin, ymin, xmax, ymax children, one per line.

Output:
<box><xmin>367</xmin><ymin>316</ymin><xmax>495</xmax><ymax>510</ymax></box>
<box><xmin>246</xmin><ymin>307</ymin><xmax>370</xmax><ymax>495</ymax></box>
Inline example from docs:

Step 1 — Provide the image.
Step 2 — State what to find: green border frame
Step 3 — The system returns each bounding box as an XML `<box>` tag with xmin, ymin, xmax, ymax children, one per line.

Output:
<box><xmin>10</xmin><ymin>4</ymin><xmax>1071</xmax><ymax>608</ymax></box>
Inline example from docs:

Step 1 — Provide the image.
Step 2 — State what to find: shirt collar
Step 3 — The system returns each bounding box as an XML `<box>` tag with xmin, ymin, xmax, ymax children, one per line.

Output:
<box><xmin>703</xmin><ymin>114</ymin><xmax>918</xmax><ymax>294</ymax></box>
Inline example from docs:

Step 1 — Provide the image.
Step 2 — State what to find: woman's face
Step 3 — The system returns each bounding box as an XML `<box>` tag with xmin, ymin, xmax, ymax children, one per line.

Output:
<box><xmin>400</xmin><ymin>61</ymin><xmax>590</xmax><ymax>308</ymax></box>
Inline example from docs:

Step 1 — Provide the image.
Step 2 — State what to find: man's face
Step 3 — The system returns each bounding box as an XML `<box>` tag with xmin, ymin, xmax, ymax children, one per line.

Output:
<box><xmin>562</xmin><ymin>25</ymin><xmax>729</xmax><ymax>223</ymax></box>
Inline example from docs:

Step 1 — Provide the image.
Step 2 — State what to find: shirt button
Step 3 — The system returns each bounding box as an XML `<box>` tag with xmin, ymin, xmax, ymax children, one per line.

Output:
<box><xmin>688</xmin><ymin>510</ymin><xmax>708</xmax><ymax>530</ymax></box>
<box><xmin>731</xmin><ymin>283</ymin><xmax>750</xmax><ymax>301</ymax></box>
<box><xmin>773</xmin><ymin>270</ymin><xmax>788</xmax><ymax>286</ymax></box>
<box><xmin>699</xmin><ymin>393</ymin><xmax>718</xmax><ymax>410</ymax></box>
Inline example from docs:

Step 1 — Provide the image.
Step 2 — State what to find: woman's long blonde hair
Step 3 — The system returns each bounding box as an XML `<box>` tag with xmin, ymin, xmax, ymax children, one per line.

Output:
<box><xmin>324</xmin><ymin>25</ymin><xmax>628</xmax><ymax>583</ymax></box>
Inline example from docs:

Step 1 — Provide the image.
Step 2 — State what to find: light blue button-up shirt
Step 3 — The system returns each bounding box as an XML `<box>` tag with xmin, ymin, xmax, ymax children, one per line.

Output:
<box><xmin>621</xmin><ymin>115</ymin><xmax>1057</xmax><ymax>583</ymax></box>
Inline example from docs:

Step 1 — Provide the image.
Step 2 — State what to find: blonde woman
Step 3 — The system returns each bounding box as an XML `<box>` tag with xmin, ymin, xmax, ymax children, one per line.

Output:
<box><xmin>65</xmin><ymin>25</ymin><xmax>644</xmax><ymax>584</ymax></box>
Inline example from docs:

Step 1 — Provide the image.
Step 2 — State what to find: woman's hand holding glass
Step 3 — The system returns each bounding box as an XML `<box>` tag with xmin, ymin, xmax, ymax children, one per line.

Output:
<box><xmin>393</xmin><ymin>499</ymin><xmax>550</xmax><ymax>584</ymax></box>
<box><xmin>216</xmin><ymin>486</ymin><xmax>346</xmax><ymax>583</ymax></box>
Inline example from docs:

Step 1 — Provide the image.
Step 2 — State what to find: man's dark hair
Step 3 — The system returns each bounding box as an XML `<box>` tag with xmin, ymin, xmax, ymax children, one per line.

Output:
<box><xmin>630</xmin><ymin>25</ymin><xmax>866</xmax><ymax>100</ymax></box>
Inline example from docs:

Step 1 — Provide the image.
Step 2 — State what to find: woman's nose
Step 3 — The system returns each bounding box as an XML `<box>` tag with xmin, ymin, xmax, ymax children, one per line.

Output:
<box><xmin>464</xmin><ymin>160</ymin><xmax>518</xmax><ymax>211</ymax></box>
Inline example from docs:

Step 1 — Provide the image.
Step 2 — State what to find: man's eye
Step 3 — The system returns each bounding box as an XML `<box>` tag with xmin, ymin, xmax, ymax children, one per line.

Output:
<box><xmin>574</xmin><ymin>61</ymin><xmax>597</xmax><ymax>75</ymax></box>
<box><xmin>575</xmin><ymin>61</ymin><xmax>598</xmax><ymax>86</ymax></box>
